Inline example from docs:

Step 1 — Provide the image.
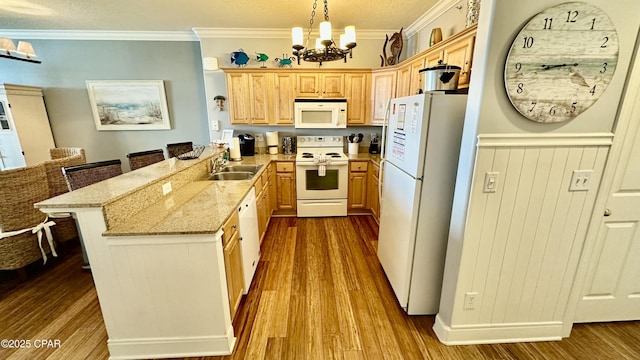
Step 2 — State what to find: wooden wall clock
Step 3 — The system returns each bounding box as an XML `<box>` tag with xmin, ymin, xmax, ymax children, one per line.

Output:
<box><xmin>504</xmin><ymin>2</ymin><xmax>619</xmax><ymax>123</ymax></box>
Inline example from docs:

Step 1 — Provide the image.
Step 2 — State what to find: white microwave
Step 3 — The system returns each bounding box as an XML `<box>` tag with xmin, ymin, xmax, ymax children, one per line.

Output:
<box><xmin>294</xmin><ymin>99</ymin><xmax>347</xmax><ymax>129</ymax></box>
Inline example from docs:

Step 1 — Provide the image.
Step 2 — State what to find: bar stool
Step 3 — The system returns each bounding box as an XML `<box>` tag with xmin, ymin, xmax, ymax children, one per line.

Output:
<box><xmin>62</xmin><ymin>159</ymin><xmax>123</xmax><ymax>269</ymax></box>
<box><xmin>126</xmin><ymin>149</ymin><xmax>165</xmax><ymax>170</ymax></box>
<box><xmin>166</xmin><ymin>142</ymin><xmax>193</xmax><ymax>158</ymax></box>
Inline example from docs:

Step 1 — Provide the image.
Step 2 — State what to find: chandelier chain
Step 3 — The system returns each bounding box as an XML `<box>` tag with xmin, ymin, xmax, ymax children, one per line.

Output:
<box><xmin>323</xmin><ymin>0</ymin><xmax>329</xmax><ymax>21</ymax></box>
<box><xmin>306</xmin><ymin>0</ymin><xmax>318</xmax><ymax>49</ymax></box>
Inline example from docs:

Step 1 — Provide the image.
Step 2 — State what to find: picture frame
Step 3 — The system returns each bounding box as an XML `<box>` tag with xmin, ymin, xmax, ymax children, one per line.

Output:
<box><xmin>86</xmin><ymin>80</ymin><xmax>171</xmax><ymax>131</ymax></box>
<box><xmin>221</xmin><ymin>129</ymin><xmax>234</xmax><ymax>144</ymax></box>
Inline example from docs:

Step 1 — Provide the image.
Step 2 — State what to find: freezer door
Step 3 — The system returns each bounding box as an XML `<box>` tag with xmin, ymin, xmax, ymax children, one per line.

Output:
<box><xmin>386</xmin><ymin>94</ymin><xmax>430</xmax><ymax>178</ymax></box>
<box><xmin>377</xmin><ymin>161</ymin><xmax>422</xmax><ymax>310</ymax></box>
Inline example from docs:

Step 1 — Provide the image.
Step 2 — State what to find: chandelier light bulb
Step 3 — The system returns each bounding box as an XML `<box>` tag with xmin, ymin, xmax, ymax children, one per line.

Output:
<box><xmin>292</xmin><ymin>27</ymin><xmax>304</xmax><ymax>46</ymax></box>
<box><xmin>339</xmin><ymin>34</ymin><xmax>346</xmax><ymax>50</ymax></box>
<box><xmin>315</xmin><ymin>38</ymin><xmax>323</xmax><ymax>50</ymax></box>
<box><xmin>345</xmin><ymin>26</ymin><xmax>356</xmax><ymax>44</ymax></box>
<box><xmin>320</xmin><ymin>21</ymin><xmax>332</xmax><ymax>41</ymax></box>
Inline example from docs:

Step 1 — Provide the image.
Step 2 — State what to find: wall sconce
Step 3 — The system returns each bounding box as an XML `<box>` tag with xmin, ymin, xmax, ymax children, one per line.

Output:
<box><xmin>0</xmin><ymin>37</ymin><xmax>41</xmax><ymax>64</ymax></box>
<box><xmin>214</xmin><ymin>95</ymin><xmax>226</xmax><ymax>111</ymax></box>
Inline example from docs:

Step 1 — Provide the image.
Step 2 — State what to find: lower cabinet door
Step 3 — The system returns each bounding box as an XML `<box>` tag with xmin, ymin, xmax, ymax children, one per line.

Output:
<box><xmin>224</xmin><ymin>230</ymin><xmax>244</xmax><ymax>320</ymax></box>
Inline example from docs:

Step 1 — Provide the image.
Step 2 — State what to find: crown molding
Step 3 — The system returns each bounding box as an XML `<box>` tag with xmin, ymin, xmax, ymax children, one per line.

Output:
<box><xmin>0</xmin><ymin>29</ymin><xmax>197</xmax><ymax>41</ymax></box>
<box><xmin>192</xmin><ymin>27</ymin><xmax>394</xmax><ymax>40</ymax></box>
<box><xmin>405</xmin><ymin>0</ymin><xmax>462</xmax><ymax>38</ymax></box>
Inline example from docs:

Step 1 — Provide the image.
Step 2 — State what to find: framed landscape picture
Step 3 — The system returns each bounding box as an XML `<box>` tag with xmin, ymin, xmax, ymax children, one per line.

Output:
<box><xmin>86</xmin><ymin>80</ymin><xmax>171</xmax><ymax>130</ymax></box>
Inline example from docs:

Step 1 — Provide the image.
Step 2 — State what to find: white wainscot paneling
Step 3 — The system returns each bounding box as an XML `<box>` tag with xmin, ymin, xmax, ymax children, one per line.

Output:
<box><xmin>435</xmin><ymin>133</ymin><xmax>612</xmax><ymax>344</ymax></box>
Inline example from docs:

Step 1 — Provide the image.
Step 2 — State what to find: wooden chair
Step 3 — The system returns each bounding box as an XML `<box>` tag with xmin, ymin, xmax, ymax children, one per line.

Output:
<box><xmin>62</xmin><ymin>160</ymin><xmax>123</xmax><ymax>269</ymax></box>
<box><xmin>127</xmin><ymin>149</ymin><xmax>165</xmax><ymax>171</ymax></box>
<box><xmin>43</xmin><ymin>154</ymin><xmax>86</xmax><ymax>245</ymax></box>
<box><xmin>166</xmin><ymin>142</ymin><xmax>193</xmax><ymax>158</ymax></box>
<box><xmin>0</xmin><ymin>164</ymin><xmax>56</xmax><ymax>279</ymax></box>
<box><xmin>49</xmin><ymin>147</ymin><xmax>86</xmax><ymax>162</ymax></box>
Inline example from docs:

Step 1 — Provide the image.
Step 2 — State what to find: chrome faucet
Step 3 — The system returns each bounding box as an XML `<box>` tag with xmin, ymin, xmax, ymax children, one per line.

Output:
<box><xmin>210</xmin><ymin>154</ymin><xmax>227</xmax><ymax>174</ymax></box>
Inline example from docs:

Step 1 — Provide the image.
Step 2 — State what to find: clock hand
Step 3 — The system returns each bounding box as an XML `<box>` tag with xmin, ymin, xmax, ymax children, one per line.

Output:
<box><xmin>541</xmin><ymin>63</ymin><xmax>579</xmax><ymax>70</ymax></box>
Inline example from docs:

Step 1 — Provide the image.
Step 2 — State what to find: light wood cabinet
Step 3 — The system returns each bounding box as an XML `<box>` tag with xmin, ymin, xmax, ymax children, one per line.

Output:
<box><xmin>296</xmin><ymin>72</ymin><xmax>344</xmax><ymax>98</ymax></box>
<box><xmin>273</xmin><ymin>73</ymin><xmax>295</xmax><ymax>125</ymax></box>
<box><xmin>425</xmin><ymin>50</ymin><xmax>444</xmax><ymax>68</ymax></box>
<box><xmin>268</xmin><ymin>163</ymin><xmax>277</xmax><ymax>214</ymax></box>
<box><xmin>222</xmin><ymin>213</ymin><xmax>243</xmax><ymax>320</ymax></box>
<box><xmin>226</xmin><ymin>72</ymin><xmax>272</xmax><ymax>125</ymax></box>
<box><xmin>370</xmin><ymin>70</ymin><xmax>397</xmax><ymax>126</ymax></box>
<box><xmin>256</xmin><ymin>184</ymin><xmax>268</xmax><ymax>244</ymax></box>
<box><xmin>348</xmin><ymin>161</ymin><xmax>368</xmax><ymax>209</ymax></box>
<box><xmin>368</xmin><ymin>162</ymin><xmax>381</xmax><ymax>223</ymax></box>
<box><xmin>275</xmin><ymin>161</ymin><xmax>296</xmax><ymax>210</ymax></box>
<box><xmin>396</xmin><ymin>65</ymin><xmax>412</xmax><ymax>98</ymax></box>
<box><xmin>442</xmin><ymin>33</ymin><xmax>475</xmax><ymax>89</ymax></box>
<box><xmin>345</xmin><ymin>73</ymin><xmax>369</xmax><ymax>125</ymax></box>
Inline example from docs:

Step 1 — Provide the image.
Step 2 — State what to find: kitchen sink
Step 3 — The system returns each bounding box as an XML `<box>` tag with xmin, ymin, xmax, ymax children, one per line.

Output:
<box><xmin>206</xmin><ymin>171</ymin><xmax>256</xmax><ymax>181</ymax></box>
<box><xmin>216</xmin><ymin>164</ymin><xmax>263</xmax><ymax>173</ymax></box>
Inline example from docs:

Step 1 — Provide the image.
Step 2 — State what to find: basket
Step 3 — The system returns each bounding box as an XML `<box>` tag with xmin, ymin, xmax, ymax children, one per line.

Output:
<box><xmin>176</xmin><ymin>144</ymin><xmax>206</xmax><ymax>160</ymax></box>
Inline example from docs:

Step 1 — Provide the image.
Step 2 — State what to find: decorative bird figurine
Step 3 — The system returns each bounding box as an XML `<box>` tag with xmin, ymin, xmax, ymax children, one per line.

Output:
<box><xmin>256</xmin><ymin>53</ymin><xmax>269</xmax><ymax>68</ymax></box>
<box><xmin>274</xmin><ymin>54</ymin><xmax>296</xmax><ymax>68</ymax></box>
<box><xmin>230</xmin><ymin>49</ymin><xmax>249</xmax><ymax>67</ymax></box>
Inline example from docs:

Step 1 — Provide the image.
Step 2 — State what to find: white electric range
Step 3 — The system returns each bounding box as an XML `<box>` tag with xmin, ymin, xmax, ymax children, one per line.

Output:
<box><xmin>295</xmin><ymin>136</ymin><xmax>349</xmax><ymax>217</ymax></box>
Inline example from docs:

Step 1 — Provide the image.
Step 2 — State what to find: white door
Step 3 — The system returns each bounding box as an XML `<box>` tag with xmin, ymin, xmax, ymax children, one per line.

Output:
<box><xmin>573</xmin><ymin>58</ymin><xmax>640</xmax><ymax>322</ymax></box>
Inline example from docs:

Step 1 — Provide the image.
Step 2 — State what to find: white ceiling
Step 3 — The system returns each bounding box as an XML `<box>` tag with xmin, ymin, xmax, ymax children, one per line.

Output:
<box><xmin>0</xmin><ymin>0</ymin><xmax>441</xmax><ymax>32</ymax></box>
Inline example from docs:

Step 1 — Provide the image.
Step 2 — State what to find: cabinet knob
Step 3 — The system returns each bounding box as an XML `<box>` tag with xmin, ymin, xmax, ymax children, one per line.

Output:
<box><xmin>604</xmin><ymin>208</ymin><xmax>612</xmax><ymax>216</ymax></box>
<box><xmin>232</xmin><ymin>224</ymin><xmax>237</xmax><ymax>229</ymax></box>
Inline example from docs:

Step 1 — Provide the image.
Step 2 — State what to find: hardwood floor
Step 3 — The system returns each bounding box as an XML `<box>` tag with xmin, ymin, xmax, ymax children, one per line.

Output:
<box><xmin>1</xmin><ymin>216</ymin><xmax>638</xmax><ymax>359</ymax></box>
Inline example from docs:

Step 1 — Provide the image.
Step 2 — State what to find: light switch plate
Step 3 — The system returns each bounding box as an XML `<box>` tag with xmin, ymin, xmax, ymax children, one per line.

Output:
<box><xmin>569</xmin><ymin>170</ymin><xmax>593</xmax><ymax>191</ymax></box>
<box><xmin>483</xmin><ymin>171</ymin><xmax>499</xmax><ymax>193</ymax></box>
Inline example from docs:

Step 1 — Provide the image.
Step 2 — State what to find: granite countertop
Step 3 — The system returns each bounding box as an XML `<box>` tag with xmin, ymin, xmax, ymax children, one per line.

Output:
<box><xmin>36</xmin><ymin>148</ymin><xmax>377</xmax><ymax>237</ymax></box>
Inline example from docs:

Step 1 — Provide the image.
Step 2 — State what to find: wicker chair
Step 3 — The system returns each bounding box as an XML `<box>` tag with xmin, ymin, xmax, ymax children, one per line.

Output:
<box><xmin>0</xmin><ymin>164</ymin><xmax>56</xmax><ymax>279</ymax></box>
<box><xmin>127</xmin><ymin>149</ymin><xmax>165</xmax><ymax>171</ymax></box>
<box><xmin>166</xmin><ymin>142</ymin><xmax>193</xmax><ymax>158</ymax></box>
<box><xmin>43</xmin><ymin>154</ymin><xmax>86</xmax><ymax>244</ymax></box>
<box><xmin>62</xmin><ymin>159</ymin><xmax>123</xmax><ymax>269</ymax></box>
<box><xmin>62</xmin><ymin>159</ymin><xmax>123</xmax><ymax>191</ymax></box>
<box><xmin>49</xmin><ymin>147</ymin><xmax>86</xmax><ymax>162</ymax></box>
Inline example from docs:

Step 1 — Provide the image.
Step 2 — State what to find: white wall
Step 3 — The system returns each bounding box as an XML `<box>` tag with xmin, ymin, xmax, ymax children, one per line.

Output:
<box><xmin>432</xmin><ymin>0</ymin><xmax>640</xmax><ymax>344</ymax></box>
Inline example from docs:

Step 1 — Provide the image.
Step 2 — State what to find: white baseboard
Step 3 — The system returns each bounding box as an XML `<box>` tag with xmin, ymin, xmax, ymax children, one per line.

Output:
<box><xmin>107</xmin><ymin>328</ymin><xmax>235</xmax><ymax>360</ymax></box>
<box><xmin>433</xmin><ymin>314</ymin><xmax>564</xmax><ymax>345</ymax></box>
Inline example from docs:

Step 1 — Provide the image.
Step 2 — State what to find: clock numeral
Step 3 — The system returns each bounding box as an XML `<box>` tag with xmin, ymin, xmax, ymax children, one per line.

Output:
<box><xmin>566</xmin><ymin>10</ymin><xmax>579</xmax><ymax>23</ymax></box>
<box><xmin>515</xmin><ymin>62</ymin><xmax>522</xmax><ymax>73</ymax></box>
<box><xmin>522</xmin><ymin>36</ymin><xmax>534</xmax><ymax>49</ymax></box>
<box><xmin>516</xmin><ymin>83</ymin><xmax>524</xmax><ymax>94</ymax></box>
<box><xmin>529</xmin><ymin>101</ymin><xmax>537</xmax><ymax>112</ymax></box>
<box><xmin>590</xmin><ymin>85</ymin><xmax>597</xmax><ymax>96</ymax></box>
<box><xmin>601</xmin><ymin>37</ymin><xmax>609</xmax><ymax>48</ymax></box>
<box><xmin>543</xmin><ymin>18</ymin><xmax>553</xmax><ymax>30</ymax></box>
<box><xmin>569</xmin><ymin>102</ymin><xmax>577</xmax><ymax>114</ymax></box>
<box><xmin>590</xmin><ymin>18</ymin><xmax>596</xmax><ymax>30</ymax></box>
<box><xmin>549</xmin><ymin>106</ymin><xmax>557</xmax><ymax>116</ymax></box>
<box><xmin>600</xmin><ymin>63</ymin><xmax>608</xmax><ymax>74</ymax></box>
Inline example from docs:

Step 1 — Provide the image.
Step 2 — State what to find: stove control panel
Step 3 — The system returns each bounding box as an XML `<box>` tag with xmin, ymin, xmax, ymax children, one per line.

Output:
<box><xmin>297</xmin><ymin>136</ymin><xmax>344</xmax><ymax>147</ymax></box>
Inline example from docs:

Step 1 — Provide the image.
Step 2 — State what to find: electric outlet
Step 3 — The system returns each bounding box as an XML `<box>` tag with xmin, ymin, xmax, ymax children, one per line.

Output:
<box><xmin>483</xmin><ymin>171</ymin><xmax>499</xmax><ymax>193</ymax></box>
<box><xmin>210</xmin><ymin>120</ymin><xmax>220</xmax><ymax>131</ymax></box>
<box><xmin>162</xmin><ymin>182</ymin><xmax>172</xmax><ymax>195</ymax></box>
<box><xmin>569</xmin><ymin>170</ymin><xmax>593</xmax><ymax>191</ymax></box>
<box><xmin>464</xmin><ymin>292</ymin><xmax>478</xmax><ymax>309</ymax></box>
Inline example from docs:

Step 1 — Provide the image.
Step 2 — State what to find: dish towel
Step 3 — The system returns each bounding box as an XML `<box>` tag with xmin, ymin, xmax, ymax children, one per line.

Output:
<box><xmin>314</xmin><ymin>154</ymin><xmax>329</xmax><ymax>177</ymax></box>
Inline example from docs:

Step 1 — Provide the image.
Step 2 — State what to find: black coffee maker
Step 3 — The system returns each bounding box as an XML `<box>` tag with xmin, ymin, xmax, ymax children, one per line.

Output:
<box><xmin>369</xmin><ymin>135</ymin><xmax>380</xmax><ymax>154</ymax></box>
<box><xmin>238</xmin><ymin>134</ymin><xmax>255</xmax><ymax>156</ymax></box>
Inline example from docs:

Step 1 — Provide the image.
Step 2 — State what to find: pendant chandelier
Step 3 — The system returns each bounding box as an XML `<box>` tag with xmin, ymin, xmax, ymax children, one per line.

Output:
<box><xmin>291</xmin><ymin>0</ymin><xmax>357</xmax><ymax>66</ymax></box>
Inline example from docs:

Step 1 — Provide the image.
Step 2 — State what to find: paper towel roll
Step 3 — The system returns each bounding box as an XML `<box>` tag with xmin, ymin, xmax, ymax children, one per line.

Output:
<box><xmin>266</xmin><ymin>131</ymin><xmax>279</xmax><ymax>154</ymax></box>
<box><xmin>229</xmin><ymin>137</ymin><xmax>241</xmax><ymax>160</ymax></box>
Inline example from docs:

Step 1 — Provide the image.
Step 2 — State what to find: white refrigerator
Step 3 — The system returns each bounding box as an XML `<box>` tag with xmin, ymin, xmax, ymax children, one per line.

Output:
<box><xmin>377</xmin><ymin>92</ymin><xmax>467</xmax><ymax>315</ymax></box>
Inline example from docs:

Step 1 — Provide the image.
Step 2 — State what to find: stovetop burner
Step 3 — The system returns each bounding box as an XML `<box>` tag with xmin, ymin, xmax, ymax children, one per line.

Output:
<box><xmin>301</xmin><ymin>152</ymin><xmax>314</xmax><ymax>158</ymax></box>
<box><xmin>325</xmin><ymin>152</ymin><xmax>342</xmax><ymax>158</ymax></box>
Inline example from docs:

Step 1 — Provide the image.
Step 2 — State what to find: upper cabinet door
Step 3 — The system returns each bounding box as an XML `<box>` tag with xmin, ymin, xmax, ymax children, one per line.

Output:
<box><xmin>295</xmin><ymin>73</ymin><xmax>344</xmax><ymax>98</ymax></box>
<box><xmin>247</xmin><ymin>73</ymin><xmax>272</xmax><ymax>124</ymax></box>
<box><xmin>370</xmin><ymin>70</ymin><xmax>397</xmax><ymax>126</ymax></box>
<box><xmin>443</xmin><ymin>34</ymin><xmax>475</xmax><ymax>89</ymax></box>
<box><xmin>226</xmin><ymin>73</ymin><xmax>250</xmax><ymax>125</ymax></box>
<box><xmin>296</xmin><ymin>73</ymin><xmax>320</xmax><ymax>97</ymax></box>
<box><xmin>345</xmin><ymin>73</ymin><xmax>369</xmax><ymax>125</ymax></box>
<box><xmin>273</xmin><ymin>73</ymin><xmax>295</xmax><ymax>125</ymax></box>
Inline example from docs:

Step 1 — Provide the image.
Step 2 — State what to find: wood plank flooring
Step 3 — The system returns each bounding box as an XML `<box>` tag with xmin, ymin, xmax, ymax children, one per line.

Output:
<box><xmin>1</xmin><ymin>216</ymin><xmax>639</xmax><ymax>359</ymax></box>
